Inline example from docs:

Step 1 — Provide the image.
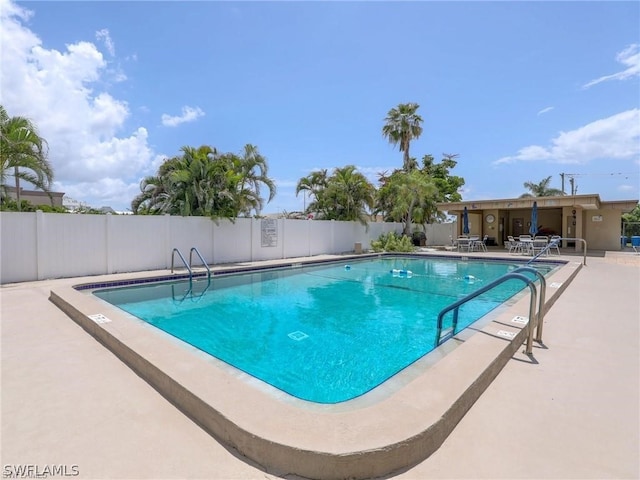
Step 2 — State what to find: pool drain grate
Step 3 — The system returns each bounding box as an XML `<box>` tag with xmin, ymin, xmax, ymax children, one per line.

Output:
<box><xmin>288</xmin><ymin>331</ymin><xmax>309</xmax><ymax>341</ymax></box>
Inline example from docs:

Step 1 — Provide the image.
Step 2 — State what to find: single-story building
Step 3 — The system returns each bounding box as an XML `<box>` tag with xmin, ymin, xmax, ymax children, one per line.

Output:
<box><xmin>437</xmin><ymin>194</ymin><xmax>638</xmax><ymax>251</ymax></box>
<box><xmin>3</xmin><ymin>186</ymin><xmax>64</xmax><ymax>208</ymax></box>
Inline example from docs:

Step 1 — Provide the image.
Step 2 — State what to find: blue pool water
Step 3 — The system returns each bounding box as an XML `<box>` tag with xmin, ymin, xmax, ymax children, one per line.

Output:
<box><xmin>93</xmin><ymin>257</ymin><xmax>555</xmax><ymax>403</ymax></box>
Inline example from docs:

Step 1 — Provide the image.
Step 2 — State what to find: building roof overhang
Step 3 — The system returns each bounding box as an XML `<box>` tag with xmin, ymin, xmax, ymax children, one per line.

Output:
<box><xmin>437</xmin><ymin>194</ymin><xmax>638</xmax><ymax>214</ymax></box>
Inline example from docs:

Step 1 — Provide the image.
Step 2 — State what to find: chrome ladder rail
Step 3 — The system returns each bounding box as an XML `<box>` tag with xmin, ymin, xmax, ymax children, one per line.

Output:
<box><xmin>435</xmin><ymin>272</ymin><xmax>539</xmax><ymax>354</ymax></box>
<box><xmin>171</xmin><ymin>248</ymin><xmax>193</xmax><ymax>288</ymax></box>
<box><xmin>189</xmin><ymin>247</ymin><xmax>211</xmax><ymax>281</ymax></box>
<box><xmin>526</xmin><ymin>237</ymin><xmax>587</xmax><ymax>266</ymax></box>
<box><xmin>512</xmin><ymin>266</ymin><xmax>547</xmax><ymax>343</ymax></box>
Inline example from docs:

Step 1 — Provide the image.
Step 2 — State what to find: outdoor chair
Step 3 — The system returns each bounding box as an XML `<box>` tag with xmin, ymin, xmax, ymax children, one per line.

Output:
<box><xmin>531</xmin><ymin>236</ymin><xmax>549</xmax><ymax>256</ymax></box>
<box><xmin>518</xmin><ymin>235</ymin><xmax>534</xmax><ymax>255</ymax></box>
<box><xmin>506</xmin><ymin>236</ymin><xmax>520</xmax><ymax>254</ymax></box>
<box><xmin>476</xmin><ymin>234</ymin><xmax>489</xmax><ymax>252</ymax></box>
<box><xmin>468</xmin><ymin>235</ymin><xmax>480</xmax><ymax>251</ymax></box>
<box><xmin>456</xmin><ymin>236</ymin><xmax>470</xmax><ymax>252</ymax></box>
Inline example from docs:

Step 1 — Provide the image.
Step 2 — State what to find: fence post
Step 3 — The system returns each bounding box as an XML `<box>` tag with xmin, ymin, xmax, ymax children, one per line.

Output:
<box><xmin>106</xmin><ymin>213</ymin><xmax>114</xmax><ymax>274</ymax></box>
<box><xmin>331</xmin><ymin>220</ymin><xmax>335</xmax><ymax>254</ymax></box>
<box><xmin>308</xmin><ymin>218</ymin><xmax>312</xmax><ymax>257</ymax></box>
<box><xmin>281</xmin><ymin>218</ymin><xmax>286</xmax><ymax>259</ymax></box>
<box><xmin>164</xmin><ymin>214</ymin><xmax>171</xmax><ymax>268</ymax></box>
<box><xmin>36</xmin><ymin>210</ymin><xmax>45</xmax><ymax>281</ymax></box>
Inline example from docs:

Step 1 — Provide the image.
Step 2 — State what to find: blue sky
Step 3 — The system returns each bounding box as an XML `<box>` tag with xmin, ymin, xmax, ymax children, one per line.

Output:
<box><xmin>2</xmin><ymin>0</ymin><xmax>638</xmax><ymax>213</ymax></box>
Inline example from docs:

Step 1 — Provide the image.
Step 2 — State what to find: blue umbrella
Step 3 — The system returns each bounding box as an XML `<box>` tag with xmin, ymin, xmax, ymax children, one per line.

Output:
<box><xmin>462</xmin><ymin>207</ymin><xmax>470</xmax><ymax>235</ymax></box>
<box><xmin>529</xmin><ymin>201</ymin><xmax>538</xmax><ymax>236</ymax></box>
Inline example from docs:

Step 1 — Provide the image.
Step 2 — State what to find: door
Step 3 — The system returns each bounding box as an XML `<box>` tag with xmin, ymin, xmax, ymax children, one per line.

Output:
<box><xmin>566</xmin><ymin>216</ymin><xmax>576</xmax><ymax>246</ymax></box>
<box><xmin>512</xmin><ymin>218</ymin><xmax>524</xmax><ymax>237</ymax></box>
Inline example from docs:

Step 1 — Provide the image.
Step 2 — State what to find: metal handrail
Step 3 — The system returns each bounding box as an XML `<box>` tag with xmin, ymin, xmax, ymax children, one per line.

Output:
<box><xmin>512</xmin><ymin>266</ymin><xmax>547</xmax><ymax>342</ymax></box>
<box><xmin>171</xmin><ymin>248</ymin><xmax>193</xmax><ymax>290</ymax></box>
<box><xmin>435</xmin><ymin>272</ymin><xmax>539</xmax><ymax>354</ymax></box>
<box><xmin>189</xmin><ymin>247</ymin><xmax>211</xmax><ymax>280</ymax></box>
<box><xmin>171</xmin><ymin>248</ymin><xmax>191</xmax><ymax>275</ymax></box>
<box><xmin>526</xmin><ymin>237</ymin><xmax>587</xmax><ymax>266</ymax></box>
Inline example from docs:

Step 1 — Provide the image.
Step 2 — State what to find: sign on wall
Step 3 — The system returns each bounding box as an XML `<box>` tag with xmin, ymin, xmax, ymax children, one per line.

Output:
<box><xmin>261</xmin><ymin>219</ymin><xmax>278</xmax><ymax>247</ymax></box>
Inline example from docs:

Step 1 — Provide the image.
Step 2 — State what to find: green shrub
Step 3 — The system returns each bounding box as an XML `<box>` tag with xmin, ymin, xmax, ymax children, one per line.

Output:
<box><xmin>370</xmin><ymin>231</ymin><xmax>415</xmax><ymax>252</ymax></box>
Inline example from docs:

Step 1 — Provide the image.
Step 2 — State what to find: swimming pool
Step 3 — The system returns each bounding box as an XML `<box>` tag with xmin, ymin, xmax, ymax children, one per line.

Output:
<box><xmin>93</xmin><ymin>256</ymin><xmax>556</xmax><ymax>404</ymax></box>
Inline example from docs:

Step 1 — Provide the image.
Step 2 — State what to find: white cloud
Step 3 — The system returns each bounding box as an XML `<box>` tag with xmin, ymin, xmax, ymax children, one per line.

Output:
<box><xmin>537</xmin><ymin>106</ymin><xmax>554</xmax><ymax>116</ymax></box>
<box><xmin>0</xmin><ymin>0</ymin><xmax>157</xmax><ymax>209</ymax></box>
<box><xmin>95</xmin><ymin>29</ymin><xmax>115</xmax><ymax>56</ymax></box>
<box><xmin>493</xmin><ymin>109</ymin><xmax>640</xmax><ymax>165</ymax></box>
<box><xmin>161</xmin><ymin>106</ymin><xmax>205</xmax><ymax>127</ymax></box>
<box><xmin>583</xmin><ymin>44</ymin><xmax>640</xmax><ymax>89</ymax></box>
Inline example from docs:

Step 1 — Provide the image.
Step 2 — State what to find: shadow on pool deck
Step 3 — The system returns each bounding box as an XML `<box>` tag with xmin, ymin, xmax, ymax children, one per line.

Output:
<box><xmin>1</xmin><ymin>251</ymin><xmax>638</xmax><ymax>479</ymax></box>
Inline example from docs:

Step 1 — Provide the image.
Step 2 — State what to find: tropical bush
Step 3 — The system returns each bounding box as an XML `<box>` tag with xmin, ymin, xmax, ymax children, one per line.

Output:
<box><xmin>370</xmin><ymin>231</ymin><xmax>414</xmax><ymax>252</ymax></box>
<box><xmin>0</xmin><ymin>198</ymin><xmax>67</xmax><ymax>213</ymax></box>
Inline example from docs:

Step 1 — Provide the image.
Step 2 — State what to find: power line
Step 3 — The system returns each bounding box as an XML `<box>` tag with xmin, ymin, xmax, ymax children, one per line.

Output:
<box><xmin>561</xmin><ymin>172</ymin><xmax>639</xmax><ymax>177</ymax></box>
<box><xmin>560</xmin><ymin>171</ymin><xmax>639</xmax><ymax>195</ymax></box>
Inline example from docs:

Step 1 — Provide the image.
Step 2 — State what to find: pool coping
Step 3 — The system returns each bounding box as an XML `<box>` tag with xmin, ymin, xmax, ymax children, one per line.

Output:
<box><xmin>49</xmin><ymin>253</ymin><xmax>582</xmax><ymax>480</ymax></box>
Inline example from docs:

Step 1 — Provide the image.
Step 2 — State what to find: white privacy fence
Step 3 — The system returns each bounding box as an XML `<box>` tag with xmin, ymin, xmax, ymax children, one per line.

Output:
<box><xmin>0</xmin><ymin>212</ymin><xmax>393</xmax><ymax>283</ymax></box>
<box><xmin>1</xmin><ymin>211</ymin><xmax>458</xmax><ymax>284</ymax></box>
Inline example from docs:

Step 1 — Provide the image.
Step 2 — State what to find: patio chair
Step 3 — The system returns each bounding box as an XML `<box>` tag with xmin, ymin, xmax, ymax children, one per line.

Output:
<box><xmin>507</xmin><ymin>236</ymin><xmax>521</xmax><ymax>254</ymax></box>
<box><xmin>476</xmin><ymin>234</ymin><xmax>489</xmax><ymax>252</ymax></box>
<box><xmin>456</xmin><ymin>236</ymin><xmax>470</xmax><ymax>252</ymax></box>
<box><xmin>531</xmin><ymin>236</ymin><xmax>548</xmax><ymax>256</ymax></box>
<box><xmin>468</xmin><ymin>235</ymin><xmax>480</xmax><ymax>252</ymax></box>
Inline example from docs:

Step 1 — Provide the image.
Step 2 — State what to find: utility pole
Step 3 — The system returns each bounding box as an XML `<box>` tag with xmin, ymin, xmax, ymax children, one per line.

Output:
<box><xmin>560</xmin><ymin>173</ymin><xmax>565</xmax><ymax>194</ymax></box>
<box><xmin>569</xmin><ymin>176</ymin><xmax>576</xmax><ymax>195</ymax></box>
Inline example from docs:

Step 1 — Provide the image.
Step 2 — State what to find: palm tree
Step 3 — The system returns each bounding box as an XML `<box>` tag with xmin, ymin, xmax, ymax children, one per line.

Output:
<box><xmin>382</xmin><ymin>103</ymin><xmax>423</xmax><ymax>171</ymax></box>
<box><xmin>130</xmin><ymin>174</ymin><xmax>169</xmax><ymax>214</ymax></box>
<box><xmin>296</xmin><ymin>169</ymin><xmax>328</xmax><ymax>214</ymax></box>
<box><xmin>131</xmin><ymin>144</ymin><xmax>276</xmax><ymax>220</ymax></box>
<box><xmin>231</xmin><ymin>144</ymin><xmax>276</xmax><ymax>216</ymax></box>
<box><xmin>323</xmin><ymin>165</ymin><xmax>375</xmax><ymax>224</ymax></box>
<box><xmin>0</xmin><ymin>105</ymin><xmax>53</xmax><ymax>211</ymax></box>
<box><xmin>520</xmin><ymin>176</ymin><xmax>565</xmax><ymax>198</ymax></box>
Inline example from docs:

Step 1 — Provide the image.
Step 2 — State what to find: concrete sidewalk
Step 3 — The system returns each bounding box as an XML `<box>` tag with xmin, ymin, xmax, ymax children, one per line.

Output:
<box><xmin>2</xmin><ymin>252</ymin><xmax>639</xmax><ymax>479</ymax></box>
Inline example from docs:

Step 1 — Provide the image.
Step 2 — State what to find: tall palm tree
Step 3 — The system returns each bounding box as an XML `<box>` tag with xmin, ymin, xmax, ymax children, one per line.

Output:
<box><xmin>520</xmin><ymin>176</ymin><xmax>565</xmax><ymax>198</ymax></box>
<box><xmin>0</xmin><ymin>105</ymin><xmax>53</xmax><ymax>211</ymax></box>
<box><xmin>382</xmin><ymin>103</ymin><xmax>423</xmax><ymax>171</ymax></box>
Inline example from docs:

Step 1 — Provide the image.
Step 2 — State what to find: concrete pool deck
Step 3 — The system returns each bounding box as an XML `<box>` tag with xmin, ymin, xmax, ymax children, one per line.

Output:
<box><xmin>2</xmin><ymin>249</ymin><xmax>639</xmax><ymax>479</ymax></box>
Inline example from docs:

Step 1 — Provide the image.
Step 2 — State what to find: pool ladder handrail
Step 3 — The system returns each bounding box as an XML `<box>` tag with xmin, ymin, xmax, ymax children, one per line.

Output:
<box><xmin>189</xmin><ymin>247</ymin><xmax>211</xmax><ymax>281</ymax></box>
<box><xmin>526</xmin><ymin>237</ymin><xmax>587</xmax><ymax>266</ymax></box>
<box><xmin>171</xmin><ymin>247</ymin><xmax>212</xmax><ymax>281</ymax></box>
<box><xmin>512</xmin><ymin>266</ymin><xmax>547</xmax><ymax>343</ymax></box>
<box><xmin>171</xmin><ymin>247</ymin><xmax>211</xmax><ymax>303</ymax></box>
<box><xmin>171</xmin><ymin>248</ymin><xmax>192</xmax><ymax>287</ymax></box>
<box><xmin>435</xmin><ymin>272</ymin><xmax>539</xmax><ymax>354</ymax></box>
